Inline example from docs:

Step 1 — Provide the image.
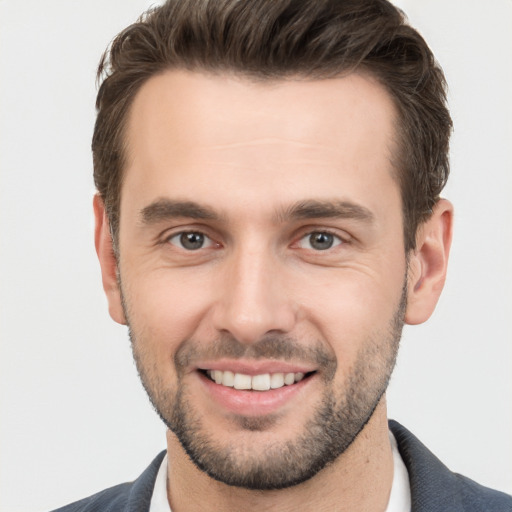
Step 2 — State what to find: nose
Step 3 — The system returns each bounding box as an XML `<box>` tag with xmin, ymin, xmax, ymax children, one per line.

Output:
<box><xmin>212</xmin><ymin>245</ymin><xmax>296</xmax><ymax>344</ymax></box>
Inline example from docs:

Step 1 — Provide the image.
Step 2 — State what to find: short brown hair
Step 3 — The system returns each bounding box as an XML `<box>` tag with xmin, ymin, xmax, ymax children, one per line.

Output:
<box><xmin>93</xmin><ymin>0</ymin><xmax>452</xmax><ymax>251</ymax></box>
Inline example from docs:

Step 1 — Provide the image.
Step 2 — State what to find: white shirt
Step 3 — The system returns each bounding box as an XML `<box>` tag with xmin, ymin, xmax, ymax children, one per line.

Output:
<box><xmin>149</xmin><ymin>431</ymin><xmax>411</xmax><ymax>512</ymax></box>
<box><xmin>387</xmin><ymin>430</ymin><xmax>412</xmax><ymax>511</ymax></box>
<box><xmin>149</xmin><ymin>452</ymin><xmax>172</xmax><ymax>512</ymax></box>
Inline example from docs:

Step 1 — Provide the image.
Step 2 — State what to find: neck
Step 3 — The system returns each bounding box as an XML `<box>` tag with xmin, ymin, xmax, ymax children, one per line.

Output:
<box><xmin>166</xmin><ymin>398</ymin><xmax>393</xmax><ymax>512</ymax></box>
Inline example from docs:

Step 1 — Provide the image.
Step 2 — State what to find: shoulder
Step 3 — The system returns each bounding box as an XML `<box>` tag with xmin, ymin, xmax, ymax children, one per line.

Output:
<box><xmin>50</xmin><ymin>482</ymin><xmax>132</xmax><ymax>512</ymax></box>
<box><xmin>389</xmin><ymin>420</ymin><xmax>512</xmax><ymax>512</ymax></box>
<box><xmin>454</xmin><ymin>473</ymin><xmax>512</xmax><ymax>511</ymax></box>
<box><xmin>49</xmin><ymin>451</ymin><xmax>166</xmax><ymax>512</ymax></box>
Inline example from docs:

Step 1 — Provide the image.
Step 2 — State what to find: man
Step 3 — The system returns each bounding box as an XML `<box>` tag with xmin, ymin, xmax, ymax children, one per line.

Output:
<box><xmin>53</xmin><ymin>0</ymin><xmax>512</xmax><ymax>511</ymax></box>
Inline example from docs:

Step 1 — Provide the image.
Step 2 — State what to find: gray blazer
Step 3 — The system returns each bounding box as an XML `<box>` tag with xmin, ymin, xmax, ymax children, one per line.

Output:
<box><xmin>52</xmin><ymin>421</ymin><xmax>512</xmax><ymax>511</ymax></box>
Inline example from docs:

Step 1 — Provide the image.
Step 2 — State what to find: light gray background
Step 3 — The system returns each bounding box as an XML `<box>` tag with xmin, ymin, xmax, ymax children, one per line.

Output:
<box><xmin>1</xmin><ymin>1</ymin><xmax>511</xmax><ymax>510</ymax></box>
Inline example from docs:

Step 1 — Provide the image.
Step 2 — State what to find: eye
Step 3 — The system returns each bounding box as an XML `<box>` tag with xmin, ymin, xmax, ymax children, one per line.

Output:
<box><xmin>298</xmin><ymin>231</ymin><xmax>343</xmax><ymax>251</ymax></box>
<box><xmin>167</xmin><ymin>231</ymin><xmax>215</xmax><ymax>250</ymax></box>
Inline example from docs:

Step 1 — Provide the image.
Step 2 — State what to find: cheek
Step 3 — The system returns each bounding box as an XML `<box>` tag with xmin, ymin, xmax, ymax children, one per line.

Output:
<box><xmin>293</xmin><ymin>266</ymin><xmax>405</xmax><ymax>364</ymax></box>
<box><xmin>122</xmin><ymin>269</ymin><xmax>216</xmax><ymax>354</ymax></box>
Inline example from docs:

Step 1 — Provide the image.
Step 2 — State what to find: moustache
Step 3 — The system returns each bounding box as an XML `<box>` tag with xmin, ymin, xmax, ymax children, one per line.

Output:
<box><xmin>174</xmin><ymin>333</ymin><xmax>337</xmax><ymax>377</ymax></box>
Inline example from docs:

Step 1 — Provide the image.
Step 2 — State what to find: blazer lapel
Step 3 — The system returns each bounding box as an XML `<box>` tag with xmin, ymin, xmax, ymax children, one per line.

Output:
<box><xmin>125</xmin><ymin>450</ymin><xmax>166</xmax><ymax>512</ymax></box>
<box><xmin>390</xmin><ymin>420</ymin><xmax>464</xmax><ymax>512</ymax></box>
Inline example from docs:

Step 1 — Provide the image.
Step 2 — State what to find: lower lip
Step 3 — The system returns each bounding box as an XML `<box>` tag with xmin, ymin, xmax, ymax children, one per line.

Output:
<box><xmin>198</xmin><ymin>371</ymin><xmax>313</xmax><ymax>417</ymax></box>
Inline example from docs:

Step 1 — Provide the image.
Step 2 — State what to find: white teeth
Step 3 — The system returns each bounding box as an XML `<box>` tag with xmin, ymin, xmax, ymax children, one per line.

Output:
<box><xmin>233</xmin><ymin>373</ymin><xmax>252</xmax><ymax>390</ymax></box>
<box><xmin>222</xmin><ymin>370</ymin><xmax>235</xmax><ymax>387</ymax></box>
<box><xmin>205</xmin><ymin>370</ymin><xmax>308</xmax><ymax>391</ymax></box>
<box><xmin>270</xmin><ymin>373</ymin><xmax>285</xmax><ymax>389</ymax></box>
<box><xmin>284</xmin><ymin>373</ymin><xmax>295</xmax><ymax>385</ymax></box>
<box><xmin>252</xmin><ymin>374</ymin><xmax>271</xmax><ymax>391</ymax></box>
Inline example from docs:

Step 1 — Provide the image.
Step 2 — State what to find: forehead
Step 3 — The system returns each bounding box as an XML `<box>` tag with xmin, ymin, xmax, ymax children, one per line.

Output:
<box><xmin>126</xmin><ymin>69</ymin><xmax>397</xmax><ymax>154</ymax></box>
<box><xmin>122</xmin><ymin>70</ymin><xmax>399</xmax><ymax>219</ymax></box>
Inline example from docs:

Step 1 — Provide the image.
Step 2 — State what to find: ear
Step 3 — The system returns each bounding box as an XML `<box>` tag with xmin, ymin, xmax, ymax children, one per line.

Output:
<box><xmin>93</xmin><ymin>195</ymin><xmax>127</xmax><ymax>325</ymax></box>
<box><xmin>405</xmin><ymin>199</ymin><xmax>453</xmax><ymax>325</ymax></box>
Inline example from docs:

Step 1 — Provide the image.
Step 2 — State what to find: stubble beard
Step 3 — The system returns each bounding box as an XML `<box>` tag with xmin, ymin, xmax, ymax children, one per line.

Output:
<box><xmin>125</xmin><ymin>287</ymin><xmax>406</xmax><ymax>490</ymax></box>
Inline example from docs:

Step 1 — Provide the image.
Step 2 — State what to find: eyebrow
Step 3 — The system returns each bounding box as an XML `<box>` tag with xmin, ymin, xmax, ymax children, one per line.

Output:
<box><xmin>140</xmin><ymin>199</ymin><xmax>220</xmax><ymax>224</ymax></box>
<box><xmin>139</xmin><ymin>198</ymin><xmax>374</xmax><ymax>225</ymax></box>
<box><xmin>275</xmin><ymin>199</ymin><xmax>375</xmax><ymax>224</ymax></box>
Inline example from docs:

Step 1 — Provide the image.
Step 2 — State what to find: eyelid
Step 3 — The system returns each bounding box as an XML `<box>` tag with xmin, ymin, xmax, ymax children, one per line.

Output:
<box><xmin>160</xmin><ymin>227</ymin><xmax>221</xmax><ymax>249</ymax></box>
<box><xmin>157</xmin><ymin>224</ymin><xmax>352</xmax><ymax>251</ymax></box>
<box><xmin>169</xmin><ymin>231</ymin><xmax>215</xmax><ymax>248</ymax></box>
<box><xmin>293</xmin><ymin>225</ymin><xmax>351</xmax><ymax>244</ymax></box>
<box><xmin>297</xmin><ymin>230</ymin><xmax>345</xmax><ymax>250</ymax></box>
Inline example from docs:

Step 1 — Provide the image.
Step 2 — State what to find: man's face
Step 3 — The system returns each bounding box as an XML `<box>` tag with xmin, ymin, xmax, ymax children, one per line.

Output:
<box><xmin>115</xmin><ymin>71</ymin><xmax>408</xmax><ymax>489</ymax></box>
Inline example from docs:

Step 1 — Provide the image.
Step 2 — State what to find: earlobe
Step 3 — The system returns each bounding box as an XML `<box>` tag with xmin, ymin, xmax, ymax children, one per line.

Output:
<box><xmin>405</xmin><ymin>199</ymin><xmax>453</xmax><ymax>325</ymax></box>
<box><xmin>93</xmin><ymin>195</ymin><xmax>127</xmax><ymax>325</ymax></box>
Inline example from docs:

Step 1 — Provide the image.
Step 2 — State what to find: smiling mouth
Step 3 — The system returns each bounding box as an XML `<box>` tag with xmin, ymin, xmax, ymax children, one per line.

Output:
<box><xmin>202</xmin><ymin>369</ymin><xmax>315</xmax><ymax>391</ymax></box>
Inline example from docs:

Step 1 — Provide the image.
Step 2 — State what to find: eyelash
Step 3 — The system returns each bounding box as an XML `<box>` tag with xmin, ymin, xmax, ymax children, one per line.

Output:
<box><xmin>296</xmin><ymin>230</ymin><xmax>345</xmax><ymax>251</ymax></box>
<box><xmin>165</xmin><ymin>230</ymin><xmax>218</xmax><ymax>251</ymax></box>
<box><xmin>163</xmin><ymin>228</ymin><xmax>348</xmax><ymax>252</ymax></box>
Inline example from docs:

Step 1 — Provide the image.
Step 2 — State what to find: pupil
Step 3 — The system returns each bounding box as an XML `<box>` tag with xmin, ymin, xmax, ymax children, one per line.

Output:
<box><xmin>181</xmin><ymin>232</ymin><xmax>204</xmax><ymax>250</ymax></box>
<box><xmin>310</xmin><ymin>232</ymin><xmax>333</xmax><ymax>250</ymax></box>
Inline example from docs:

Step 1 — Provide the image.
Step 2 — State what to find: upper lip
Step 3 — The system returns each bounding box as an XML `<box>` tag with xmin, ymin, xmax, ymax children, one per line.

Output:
<box><xmin>196</xmin><ymin>359</ymin><xmax>317</xmax><ymax>376</ymax></box>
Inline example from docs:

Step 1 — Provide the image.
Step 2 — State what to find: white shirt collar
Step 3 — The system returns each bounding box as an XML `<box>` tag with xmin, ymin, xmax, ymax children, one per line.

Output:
<box><xmin>149</xmin><ymin>452</ymin><xmax>171</xmax><ymax>512</ymax></box>
<box><xmin>386</xmin><ymin>429</ymin><xmax>412</xmax><ymax>512</ymax></box>
<box><xmin>149</xmin><ymin>430</ymin><xmax>411</xmax><ymax>512</ymax></box>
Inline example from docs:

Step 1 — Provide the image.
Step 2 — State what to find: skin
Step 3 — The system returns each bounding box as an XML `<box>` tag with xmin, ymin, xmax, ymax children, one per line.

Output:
<box><xmin>95</xmin><ymin>70</ymin><xmax>453</xmax><ymax>511</ymax></box>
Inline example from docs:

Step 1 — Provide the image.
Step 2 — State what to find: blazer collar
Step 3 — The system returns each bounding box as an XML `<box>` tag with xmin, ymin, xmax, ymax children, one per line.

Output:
<box><xmin>389</xmin><ymin>420</ymin><xmax>464</xmax><ymax>512</ymax></box>
<box><xmin>125</xmin><ymin>450</ymin><xmax>166</xmax><ymax>512</ymax></box>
